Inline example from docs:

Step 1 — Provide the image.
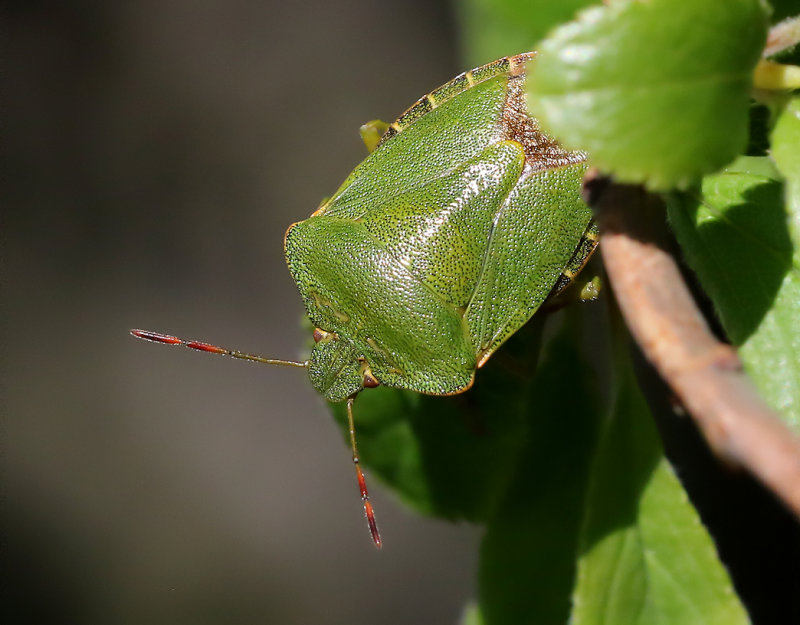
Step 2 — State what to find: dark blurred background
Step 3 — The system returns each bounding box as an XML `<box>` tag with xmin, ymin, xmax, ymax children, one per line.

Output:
<box><xmin>4</xmin><ymin>2</ymin><xmax>486</xmax><ymax>623</ymax></box>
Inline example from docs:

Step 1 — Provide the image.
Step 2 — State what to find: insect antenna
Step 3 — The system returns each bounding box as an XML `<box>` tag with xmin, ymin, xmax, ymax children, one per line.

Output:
<box><xmin>129</xmin><ymin>329</ymin><xmax>309</xmax><ymax>368</ymax></box>
<box><xmin>347</xmin><ymin>396</ymin><xmax>382</xmax><ymax>549</ymax></box>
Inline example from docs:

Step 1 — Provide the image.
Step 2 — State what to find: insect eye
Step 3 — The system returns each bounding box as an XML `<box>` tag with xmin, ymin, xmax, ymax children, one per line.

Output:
<box><xmin>313</xmin><ymin>328</ymin><xmax>333</xmax><ymax>343</ymax></box>
<box><xmin>363</xmin><ymin>372</ymin><xmax>380</xmax><ymax>388</ymax></box>
<box><xmin>357</xmin><ymin>358</ymin><xmax>380</xmax><ymax>388</ymax></box>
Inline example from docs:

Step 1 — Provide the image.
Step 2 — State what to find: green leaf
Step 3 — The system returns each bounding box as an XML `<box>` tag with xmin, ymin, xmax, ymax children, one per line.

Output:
<box><xmin>478</xmin><ymin>317</ymin><xmax>604</xmax><ymax>625</ymax></box>
<box><xmin>456</xmin><ymin>0</ymin><xmax>596</xmax><ymax>66</ymax></box>
<box><xmin>572</xmin><ymin>353</ymin><xmax>749</xmax><ymax>625</ymax></box>
<box><xmin>475</xmin><ymin>312</ymin><xmax>748</xmax><ymax>625</ymax></box>
<box><xmin>526</xmin><ymin>0</ymin><xmax>769</xmax><ymax>190</ymax></box>
<box><xmin>330</xmin><ymin>319</ymin><xmax>544</xmax><ymax>520</ymax></box>
<box><xmin>667</xmin><ymin>155</ymin><xmax>800</xmax><ymax>429</ymax></box>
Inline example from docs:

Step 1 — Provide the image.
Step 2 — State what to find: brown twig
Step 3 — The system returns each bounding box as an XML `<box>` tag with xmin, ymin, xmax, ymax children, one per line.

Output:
<box><xmin>583</xmin><ymin>175</ymin><xmax>800</xmax><ymax>519</ymax></box>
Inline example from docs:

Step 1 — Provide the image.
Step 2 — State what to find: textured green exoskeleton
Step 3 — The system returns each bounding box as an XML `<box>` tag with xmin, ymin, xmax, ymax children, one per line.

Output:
<box><xmin>285</xmin><ymin>52</ymin><xmax>597</xmax><ymax>403</ymax></box>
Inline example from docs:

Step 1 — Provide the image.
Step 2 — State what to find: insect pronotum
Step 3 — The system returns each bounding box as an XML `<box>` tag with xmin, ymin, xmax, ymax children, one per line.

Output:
<box><xmin>132</xmin><ymin>51</ymin><xmax>597</xmax><ymax>548</ymax></box>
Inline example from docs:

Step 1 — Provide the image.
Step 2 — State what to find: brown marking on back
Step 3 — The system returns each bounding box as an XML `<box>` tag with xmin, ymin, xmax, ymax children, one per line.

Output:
<box><xmin>500</xmin><ymin>71</ymin><xmax>585</xmax><ymax>172</ymax></box>
<box><xmin>507</xmin><ymin>52</ymin><xmax>532</xmax><ymax>77</ymax></box>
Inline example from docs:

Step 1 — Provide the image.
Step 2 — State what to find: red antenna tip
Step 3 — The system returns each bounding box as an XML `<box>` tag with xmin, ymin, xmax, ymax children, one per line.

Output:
<box><xmin>354</xmin><ymin>463</ymin><xmax>381</xmax><ymax>549</ymax></box>
<box><xmin>185</xmin><ymin>340</ymin><xmax>227</xmax><ymax>354</ymax></box>
<box><xmin>364</xmin><ymin>500</ymin><xmax>382</xmax><ymax>549</ymax></box>
<box><xmin>130</xmin><ymin>329</ymin><xmax>181</xmax><ymax>344</ymax></box>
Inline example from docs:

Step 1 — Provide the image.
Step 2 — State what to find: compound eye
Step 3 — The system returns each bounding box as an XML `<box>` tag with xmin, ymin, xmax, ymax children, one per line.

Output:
<box><xmin>358</xmin><ymin>358</ymin><xmax>380</xmax><ymax>388</ymax></box>
<box><xmin>363</xmin><ymin>371</ymin><xmax>380</xmax><ymax>388</ymax></box>
<box><xmin>313</xmin><ymin>328</ymin><xmax>332</xmax><ymax>343</ymax></box>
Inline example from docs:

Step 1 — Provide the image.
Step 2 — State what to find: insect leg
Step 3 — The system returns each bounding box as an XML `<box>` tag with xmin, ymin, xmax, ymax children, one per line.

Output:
<box><xmin>359</xmin><ymin>120</ymin><xmax>390</xmax><ymax>153</ymax></box>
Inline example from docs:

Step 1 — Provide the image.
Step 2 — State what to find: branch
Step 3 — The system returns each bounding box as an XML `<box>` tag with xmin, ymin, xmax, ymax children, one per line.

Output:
<box><xmin>583</xmin><ymin>175</ymin><xmax>800</xmax><ymax>519</ymax></box>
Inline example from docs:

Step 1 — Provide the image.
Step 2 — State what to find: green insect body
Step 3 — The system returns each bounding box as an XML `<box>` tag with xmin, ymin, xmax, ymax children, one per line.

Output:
<box><xmin>285</xmin><ymin>52</ymin><xmax>597</xmax><ymax>403</ymax></box>
<box><xmin>131</xmin><ymin>52</ymin><xmax>598</xmax><ymax>548</ymax></box>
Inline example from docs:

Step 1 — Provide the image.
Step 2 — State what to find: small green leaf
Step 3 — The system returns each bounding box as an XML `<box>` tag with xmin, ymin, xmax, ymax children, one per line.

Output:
<box><xmin>667</xmin><ymin>155</ymin><xmax>800</xmax><ymax>429</ymax></box>
<box><xmin>572</xmin><ymin>349</ymin><xmax>749</xmax><ymax>625</ymax></box>
<box><xmin>527</xmin><ymin>0</ymin><xmax>769</xmax><ymax>190</ymax></box>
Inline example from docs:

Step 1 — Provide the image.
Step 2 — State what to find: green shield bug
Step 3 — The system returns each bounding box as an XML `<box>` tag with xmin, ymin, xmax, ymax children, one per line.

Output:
<box><xmin>132</xmin><ymin>52</ymin><xmax>598</xmax><ymax>548</ymax></box>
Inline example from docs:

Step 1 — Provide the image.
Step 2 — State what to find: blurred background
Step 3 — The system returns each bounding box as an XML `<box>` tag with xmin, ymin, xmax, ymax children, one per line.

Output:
<box><xmin>4</xmin><ymin>2</ymin><xmax>487</xmax><ymax>623</ymax></box>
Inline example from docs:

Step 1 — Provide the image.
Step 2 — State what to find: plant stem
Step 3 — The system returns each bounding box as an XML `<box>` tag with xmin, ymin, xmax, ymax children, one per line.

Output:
<box><xmin>583</xmin><ymin>174</ymin><xmax>800</xmax><ymax>519</ymax></box>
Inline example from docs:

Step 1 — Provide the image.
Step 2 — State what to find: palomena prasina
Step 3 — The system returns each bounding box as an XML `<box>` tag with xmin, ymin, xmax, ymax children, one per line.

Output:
<box><xmin>287</xmin><ymin>52</ymin><xmax>596</xmax><ymax>404</ymax></box>
<box><xmin>132</xmin><ymin>52</ymin><xmax>597</xmax><ymax>547</ymax></box>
